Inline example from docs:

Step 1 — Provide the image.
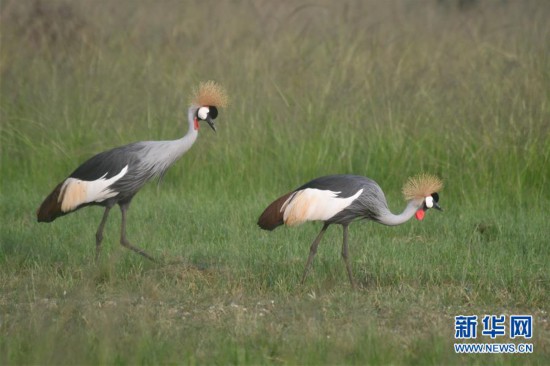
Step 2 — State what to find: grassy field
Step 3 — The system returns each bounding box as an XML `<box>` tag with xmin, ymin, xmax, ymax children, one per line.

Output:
<box><xmin>1</xmin><ymin>0</ymin><xmax>549</xmax><ymax>364</ymax></box>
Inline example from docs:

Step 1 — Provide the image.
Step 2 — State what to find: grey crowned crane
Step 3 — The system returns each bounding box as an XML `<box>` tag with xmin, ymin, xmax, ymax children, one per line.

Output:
<box><xmin>257</xmin><ymin>174</ymin><xmax>443</xmax><ymax>287</ymax></box>
<box><xmin>37</xmin><ymin>81</ymin><xmax>228</xmax><ymax>261</ymax></box>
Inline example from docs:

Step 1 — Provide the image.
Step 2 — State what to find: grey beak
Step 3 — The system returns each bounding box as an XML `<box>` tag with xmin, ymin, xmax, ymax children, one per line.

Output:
<box><xmin>434</xmin><ymin>202</ymin><xmax>443</xmax><ymax>211</ymax></box>
<box><xmin>206</xmin><ymin>115</ymin><xmax>216</xmax><ymax>132</ymax></box>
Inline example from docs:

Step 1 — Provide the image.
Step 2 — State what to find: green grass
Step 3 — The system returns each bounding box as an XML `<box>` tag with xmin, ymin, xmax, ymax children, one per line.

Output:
<box><xmin>1</xmin><ymin>0</ymin><xmax>549</xmax><ymax>364</ymax></box>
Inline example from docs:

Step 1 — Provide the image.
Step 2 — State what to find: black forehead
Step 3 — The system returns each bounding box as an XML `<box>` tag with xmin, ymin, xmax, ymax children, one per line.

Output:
<box><xmin>431</xmin><ymin>192</ymin><xmax>439</xmax><ymax>202</ymax></box>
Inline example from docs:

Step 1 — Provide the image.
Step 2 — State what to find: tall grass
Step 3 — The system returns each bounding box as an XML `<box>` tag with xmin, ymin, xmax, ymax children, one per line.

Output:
<box><xmin>1</xmin><ymin>0</ymin><xmax>549</xmax><ymax>364</ymax></box>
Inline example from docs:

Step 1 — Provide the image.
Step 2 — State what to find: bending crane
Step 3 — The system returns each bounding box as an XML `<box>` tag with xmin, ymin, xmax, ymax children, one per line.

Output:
<box><xmin>257</xmin><ymin>173</ymin><xmax>443</xmax><ymax>286</ymax></box>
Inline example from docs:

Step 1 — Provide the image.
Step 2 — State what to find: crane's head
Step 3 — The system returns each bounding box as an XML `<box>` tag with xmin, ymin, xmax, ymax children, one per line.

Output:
<box><xmin>402</xmin><ymin>174</ymin><xmax>444</xmax><ymax>221</ymax></box>
<box><xmin>191</xmin><ymin>81</ymin><xmax>229</xmax><ymax>132</ymax></box>
<box><xmin>196</xmin><ymin>106</ymin><xmax>219</xmax><ymax>131</ymax></box>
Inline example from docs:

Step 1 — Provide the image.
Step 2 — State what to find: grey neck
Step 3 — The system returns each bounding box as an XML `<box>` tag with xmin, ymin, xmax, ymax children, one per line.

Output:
<box><xmin>377</xmin><ymin>199</ymin><xmax>422</xmax><ymax>226</ymax></box>
<box><xmin>171</xmin><ymin>106</ymin><xmax>199</xmax><ymax>157</ymax></box>
<box><xmin>145</xmin><ymin>106</ymin><xmax>199</xmax><ymax>174</ymax></box>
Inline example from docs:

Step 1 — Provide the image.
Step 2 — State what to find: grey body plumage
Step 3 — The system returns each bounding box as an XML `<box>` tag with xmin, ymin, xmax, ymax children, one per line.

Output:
<box><xmin>83</xmin><ymin>138</ymin><xmax>197</xmax><ymax>204</ymax></box>
<box><xmin>301</xmin><ymin>175</ymin><xmax>390</xmax><ymax>225</ymax></box>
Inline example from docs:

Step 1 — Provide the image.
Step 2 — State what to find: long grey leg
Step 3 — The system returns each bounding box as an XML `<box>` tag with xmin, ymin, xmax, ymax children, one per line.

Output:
<box><xmin>341</xmin><ymin>224</ymin><xmax>355</xmax><ymax>288</ymax></box>
<box><xmin>95</xmin><ymin>206</ymin><xmax>112</xmax><ymax>262</ymax></box>
<box><xmin>301</xmin><ymin>223</ymin><xmax>329</xmax><ymax>284</ymax></box>
<box><xmin>119</xmin><ymin>202</ymin><xmax>155</xmax><ymax>262</ymax></box>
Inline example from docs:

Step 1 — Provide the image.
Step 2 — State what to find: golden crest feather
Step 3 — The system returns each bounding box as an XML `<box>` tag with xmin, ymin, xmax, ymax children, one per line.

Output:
<box><xmin>191</xmin><ymin>81</ymin><xmax>229</xmax><ymax>108</ymax></box>
<box><xmin>402</xmin><ymin>173</ymin><xmax>443</xmax><ymax>200</ymax></box>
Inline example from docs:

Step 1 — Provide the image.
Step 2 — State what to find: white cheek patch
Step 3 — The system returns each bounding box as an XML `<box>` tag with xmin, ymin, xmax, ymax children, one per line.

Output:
<box><xmin>197</xmin><ymin>107</ymin><xmax>209</xmax><ymax>120</ymax></box>
<box><xmin>425</xmin><ymin>196</ymin><xmax>434</xmax><ymax>208</ymax></box>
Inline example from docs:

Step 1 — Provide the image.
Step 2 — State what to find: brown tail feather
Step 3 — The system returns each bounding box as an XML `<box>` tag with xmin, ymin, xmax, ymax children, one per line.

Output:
<box><xmin>36</xmin><ymin>182</ymin><xmax>65</xmax><ymax>223</ymax></box>
<box><xmin>257</xmin><ymin>192</ymin><xmax>293</xmax><ymax>231</ymax></box>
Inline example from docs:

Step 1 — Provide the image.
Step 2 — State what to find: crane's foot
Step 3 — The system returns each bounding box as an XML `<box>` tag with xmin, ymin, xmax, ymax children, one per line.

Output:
<box><xmin>341</xmin><ymin>225</ymin><xmax>356</xmax><ymax>289</ymax></box>
<box><xmin>95</xmin><ymin>239</ymin><xmax>101</xmax><ymax>263</ymax></box>
<box><xmin>344</xmin><ymin>263</ymin><xmax>356</xmax><ymax>288</ymax></box>
<box><xmin>94</xmin><ymin>206</ymin><xmax>111</xmax><ymax>262</ymax></box>
<box><xmin>95</xmin><ymin>234</ymin><xmax>104</xmax><ymax>262</ymax></box>
<box><xmin>120</xmin><ymin>238</ymin><xmax>156</xmax><ymax>262</ymax></box>
<box><xmin>300</xmin><ymin>223</ymin><xmax>329</xmax><ymax>285</ymax></box>
<box><xmin>300</xmin><ymin>268</ymin><xmax>312</xmax><ymax>285</ymax></box>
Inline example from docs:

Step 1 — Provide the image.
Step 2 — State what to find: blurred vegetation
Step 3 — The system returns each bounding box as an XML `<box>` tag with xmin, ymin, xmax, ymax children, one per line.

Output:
<box><xmin>2</xmin><ymin>0</ymin><xmax>549</xmax><ymax>203</ymax></box>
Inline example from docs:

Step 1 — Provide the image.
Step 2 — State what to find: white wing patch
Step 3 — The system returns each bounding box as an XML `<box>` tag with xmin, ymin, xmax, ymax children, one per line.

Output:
<box><xmin>281</xmin><ymin>188</ymin><xmax>363</xmax><ymax>226</ymax></box>
<box><xmin>59</xmin><ymin>165</ymin><xmax>128</xmax><ymax>212</ymax></box>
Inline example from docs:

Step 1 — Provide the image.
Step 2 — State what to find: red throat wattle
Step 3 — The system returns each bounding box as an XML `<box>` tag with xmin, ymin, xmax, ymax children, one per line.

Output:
<box><xmin>194</xmin><ymin>117</ymin><xmax>199</xmax><ymax>130</ymax></box>
<box><xmin>415</xmin><ymin>209</ymin><xmax>425</xmax><ymax>221</ymax></box>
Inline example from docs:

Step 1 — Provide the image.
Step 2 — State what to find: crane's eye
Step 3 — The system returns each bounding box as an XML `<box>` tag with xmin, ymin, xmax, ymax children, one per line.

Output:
<box><xmin>425</xmin><ymin>196</ymin><xmax>434</xmax><ymax>209</ymax></box>
<box><xmin>431</xmin><ymin>192</ymin><xmax>439</xmax><ymax>202</ymax></box>
<box><xmin>197</xmin><ymin>107</ymin><xmax>209</xmax><ymax>120</ymax></box>
<box><xmin>208</xmin><ymin>106</ymin><xmax>218</xmax><ymax>119</ymax></box>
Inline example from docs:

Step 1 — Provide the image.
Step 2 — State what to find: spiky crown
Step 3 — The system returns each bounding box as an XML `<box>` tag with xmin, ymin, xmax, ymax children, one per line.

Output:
<box><xmin>191</xmin><ymin>81</ymin><xmax>229</xmax><ymax>108</ymax></box>
<box><xmin>402</xmin><ymin>173</ymin><xmax>443</xmax><ymax>201</ymax></box>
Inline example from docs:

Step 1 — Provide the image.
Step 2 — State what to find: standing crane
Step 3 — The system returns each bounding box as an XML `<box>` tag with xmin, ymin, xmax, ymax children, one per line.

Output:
<box><xmin>37</xmin><ymin>81</ymin><xmax>228</xmax><ymax>261</ymax></box>
<box><xmin>257</xmin><ymin>173</ymin><xmax>443</xmax><ymax>287</ymax></box>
